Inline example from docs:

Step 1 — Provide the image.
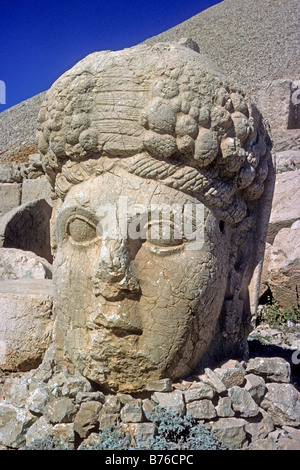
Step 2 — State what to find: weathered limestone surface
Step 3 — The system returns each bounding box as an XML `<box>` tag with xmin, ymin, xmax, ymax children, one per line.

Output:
<box><xmin>267</xmin><ymin>169</ymin><xmax>300</xmax><ymax>244</ymax></box>
<box><xmin>0</xmin><ymin>183</ymin><xmax>21</xmax><ymax>216</ymax></box>
<box><xmin>36</xmin><ymin>41</ymin><xmax>273</xmax><ymax>393</ymax></box>
<box><xmin>0</xmin><ymin>248</ymin><xmax>52</xmax><ymax>280</ymax></box>
<box><xmin>263</xmin><ymin>221</ymin><xmax>300</xmax><ymax>309</ymax></box>
<box><xmin>0</xmin><ymin>279</ymin><xmax>53</xmax><ymax>371</ymax></box>
<box><xmin>21</xmin><ymin>176</ymin><xmax>52</xmax><ymax>206</ymax></box>
<box><xmin>260</xmin><ymin>167</ymin><xmax>300</xmax><ymax>309</ymax></box>
<box><xmin>256</xmin><ymin>79</ymin><xmax>300</xmax><ymax>153</ymax></box>
<box><xmin>0</xmin><ymin>199</ymin><xmax>52</xmax><ymax>263</ymax></box>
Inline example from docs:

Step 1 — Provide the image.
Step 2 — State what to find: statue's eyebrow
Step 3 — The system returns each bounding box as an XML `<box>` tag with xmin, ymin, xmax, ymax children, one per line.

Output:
<box><xmin>56</xmin><ymin>206</ymin><xmax>98</xmax><ymax>244</ymax></box>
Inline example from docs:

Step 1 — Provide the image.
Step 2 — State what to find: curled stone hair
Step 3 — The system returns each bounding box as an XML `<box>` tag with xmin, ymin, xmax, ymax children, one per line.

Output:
<box><xmin>37</xmin><ymin>41</ymin><xmax>271</xmax><ymax>226</ymax></box>
<box><xmin>37</xmin><ymin>40</ymin><xmax>275</xmax><ymax>365</ymax></box>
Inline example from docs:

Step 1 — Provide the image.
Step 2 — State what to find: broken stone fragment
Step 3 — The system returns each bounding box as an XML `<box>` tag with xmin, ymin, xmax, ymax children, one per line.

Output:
<box><xmin>120</xmin><ymin>399</ymin><xmax>143</xmax><ymax>423</ymax></box>
<box><xmin>198</xmin><ymin>368</ymin><xmax>227</xmax><ymax>394</ymax></box>
<box><xmin>142</xmin><ymin>398</ymin><xmax>155</xmax><ymax>421</ymax></box>
<box><xmin>0</xmin><ymin>248</ymin><xmax>52</xmax><ymax>280</ymax></box>
<box><xmin>45</xmin><ymin>397</ymin><xmax>77</xmax><ymax>424</ymax></box>
<box><xmin>244</xmin><ymin>373</ymin><xmax>267</xmax><ymax>404</ymax></box>
<box><xmin>152</xmin><ymin>390</ymin><xmax>185</xmax><ymax>416</ymax></box>
<box><xmin>101</xmin><ymin>395</ymin><xmax>122</xmax><ymax>414</ymax></box>
<box><xmin>214</xmin><ymin>366</ymin><xmax>246</xmax><ymax>388</ymax></box>
<box><xmin>74</xmin><ymin>401</ymin><xmax>102</xmax><ymax>438</ymax></box>
<box><xmin>210</xmin><ymin>417</ymin><xmax>248</xmax><ymax>450</ymax></box>
<box><xmin>186</xmin><ymin>399</ymin><xmax>217</xmax><ymax>420</ymax></box>
<box><xmin>98</xmin><ymin>412</ymin><xmax>120</xmax><ymax>430</ymax></box>
<box><xmin>183</xmin><ymin>382</ymin><xmax>215</xmax><ymax>403</ymax></box>
<box><xmin>75</xmin><ymin>391</ymin><xmax>105</xmax><ymax>404</ymax></box>
<box><xmin>246</xmin><ymin>357</ymin><xmax>291</xmax><ymax>383</ymax></box>
<box><xmin>228</xmin><ymin>386</ymin><xmax>260</xmax><ymax>418</ymax></box>
<box><xmin>261</xmin><ymin>383</ymin><xmax>300</xmax><ymax>427</ymax></box>
<box><xmin>216</xmin><ymin>397</ymin><xmax>235</xmax><ymax>418</ymax></box>
<box><xmin>145</xmin><ymin>378</ymin><xmax>173</xmax><ymax>392</ymax></box>
<box><xmin>0</xmin><ymin>403</ymin><xmax>36</xmax><ymax>449</ymax></box>
<box><xmin>0</xmin><ymin>279</ymin><xmax>53</xmax><ymax>372</ymax></box>
<box><xmin>121</xmin><ymin>422</ymin><xmax>157</xmax><ymax>448</ymax></box>
<box><xmin>244</xmin><ymin>408</ymin><xmax>274</xmax><ymax>442</ymax></box>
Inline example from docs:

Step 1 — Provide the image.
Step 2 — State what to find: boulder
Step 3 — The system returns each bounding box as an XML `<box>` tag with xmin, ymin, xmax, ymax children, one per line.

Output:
<box><xmin>267</xmin><ymin>169</ymin><xmax>300</xmax><ymax>244</ymax></box>
<box><xmin>0</xmin><ymin>199</ymin><xmax>53</xmax><ymax>263</ymax></box>
<box><xmin>152</xmin><ymin>390</ymin><xmax>185</xmax><ymax>416</ymax></box>
<box><xmin>276</xmin><ymin>426</ymin><xmax>300</xmax><ymax>450</ymax></box>
<box><xmin>244</xmin><ymin>374</ymin><xmax>267</xmax><ymax>404</ymax></box>
<box><xmin>0</xmin><ymin>162</ymin><xmax>22</xmax><ymax>183</ymax></box>
<box><xmin>183</xmin><ymin>383</ymin><xmax>215</xmax><ymax>403</ymax></box>
<box><xmin>25</xmin><ymin>417</ymin><xmax>75</xmax><ymax>449</ymax></box>
<box><xmin>261</xmin><ymin>383</ymin><xmax>300</xmax><ymax>427</ymax></box>
<box><xmin>244</xmin><ymin>408</ymin><xmax>274</xmax><ymax>441</ymax></box>
<box><xmin>0</xmin><ymin>248</ymin><xmax>52</xmax><ymax>280</ymax></box>
<box><xmin>246</xmin><ymin>357</ymin><xmax>291</xmax><ymax>383</ymax></box>
<box><xmin>214</xmin><ymin>366</ymin><xmax>246</xmax><ymax>388</ymax></box>
<box><xmin>145</xmin><ymin>378</ymin><xmax>173</xmax><ymax>392</ymax></box>
<box><xmin>227</xmin><ymin>386</ymin><xmax>260</xmax><ymax>418</ymax></box>
<box><xmin>142</xmin><ymin>399</ymin><xmax>155</xmax><ymax>421</ymax></box>
<box><xmin>256</xmin><ymin>79</ymin><xmax>300</xmax><ymax>152</ymax></box>
<box><xmin>45</xmin><ymin>397</ymin><xmax>77</xmax><ymax>424</ymax></box>
<box><xmin>0</xmin><ymin>403</ymin><xmax>36</xmax><ymax>448</ymax></box>
<box><xmin>121</xmin><ymin>423</ymin><xmax>157</xmax><ymax>448</ymax></box>
<box><xmin>28</xmin><ymin>387</ymin><xmax>53</xmax><ymax>415</ymax></box>
<box><xmin>248</xmin><ymin>437</ymin><xmax>277</xmax><ymax>451</ymax></box>
<box><xmin>120</xmin><ymin>399</ymin><xmax>143</xmax><ymax>423</ymax></box>
<box><xmin>101</xmin><ymin>395</ymin><xmax>121</xmax><ymax>414</ymax></box>
<box><xmin>263</xmin><ymin>221</ymin><xmax>300</xmax><ymax>309</ymax></box>
<box><xmin>215</xmin><ymin>397</ymin><xmax>235</xmax><ymax>418</ymax></box>
<box><xmin>0</xmin><ymin>279</ymin><xmax>53</xmax><ymax>371</ymax></box>
<box><xmin>75</xmin><ymin>391</ymin><xmax>105</xmax><ymax>404</ymax></box>
<box><xmin>186</xmin><ymin>399</ymin><xmax>217</xmax><ymax>420</ymax></box>
<box><xmin>210</xmin><ymin>418</ymin><xmax>247</xmax><ymax>450</ymax></box>
<box><xmin>98</xmin><ymin>413</ymin><xmax>120</xmax><ymax>430</ymax></box>
<box><xmin>74</xmin><ymin>401</ymin><xmax>102</xmax><ymax>438</ymax></box>
<box><xmin>198</xmin><ymin>368</ymin><xmax>227</xmax><ymax>394</ymax></box>
<box><xmin>24</xmin><ymin>416</ymin><xmax>54</xmax><ymax>448</ymax></box>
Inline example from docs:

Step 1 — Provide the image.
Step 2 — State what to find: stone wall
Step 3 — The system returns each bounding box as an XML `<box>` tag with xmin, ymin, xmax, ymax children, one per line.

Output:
<box><xmin>0</xmin><ymin>154</ymin><xmax>52</xmax><ymax>216</ymax></box>
<box><xmin>0</xmin><ymin>355</ymin><xmax>299</xmax><ymax>450</ymax></box>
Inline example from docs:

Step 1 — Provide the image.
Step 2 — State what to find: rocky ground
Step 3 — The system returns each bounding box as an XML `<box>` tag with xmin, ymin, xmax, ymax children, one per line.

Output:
<box><xmin>1</xmin><ymin>0</ymin><xmax>299</xmax><ymax>162</ymax></box>
<box><xmin>143</xmin><ymin>0</ymin><xmax>300</xmax><ymax>97</ymax></box>
<box><xmin>0</xmin><ymin>322</ymin><xmax>299</xmax><ymax>451</ymax></box>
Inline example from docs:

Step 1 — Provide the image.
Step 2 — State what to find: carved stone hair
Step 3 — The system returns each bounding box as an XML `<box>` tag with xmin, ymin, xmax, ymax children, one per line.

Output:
<box><xmin>37</xmin><ymin>42</ymin><xmax>274</xmax><ymax>364</ymax></box>
<box><xmin>37</xmin><ymin>42</ymin><xmax>272</xmax><ymax>229</ymax></box>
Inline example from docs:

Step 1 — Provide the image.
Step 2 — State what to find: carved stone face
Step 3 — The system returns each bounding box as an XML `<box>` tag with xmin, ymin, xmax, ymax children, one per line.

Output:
<box><xmin>39</xmin><ymin>42</ymin><xmax>273</xmax><ymax>392</ymax></box>
<box><xmin>54</xmin><ymin>164</ymin><xmax>230</xmax><ymax>392</ymax></box>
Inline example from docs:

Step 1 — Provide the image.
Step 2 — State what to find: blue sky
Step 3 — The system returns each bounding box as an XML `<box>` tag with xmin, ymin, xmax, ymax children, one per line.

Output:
<box><xmin>0</xmin><ymin>0</ymin><xmax>222</xmax><ymax>112</ymax></box>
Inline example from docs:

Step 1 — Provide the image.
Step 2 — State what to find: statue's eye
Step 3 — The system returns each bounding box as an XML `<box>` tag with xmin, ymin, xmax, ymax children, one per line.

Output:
<box><xmin>67</xmin><ymin>217</ymin><xmax>98</xmax><ymax>245</ymax></box>
<box><xmin>146</xmin><ymin>221</ymin><xmax>183</xmax><ymax>250</ymax></box>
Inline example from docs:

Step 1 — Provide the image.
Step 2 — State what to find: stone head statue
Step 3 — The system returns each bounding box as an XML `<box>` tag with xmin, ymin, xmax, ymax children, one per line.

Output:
<box><xmin>37</xmin><ymin>40</ymin><xmax>275</xmax><ymax>392</ymax></box>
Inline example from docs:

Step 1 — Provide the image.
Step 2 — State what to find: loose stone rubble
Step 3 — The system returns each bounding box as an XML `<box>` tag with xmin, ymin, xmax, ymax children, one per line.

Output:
<box><xmin>0</xmin><ymin>354</ymin><xmax>299</xmax><ymax>450</ymax></box>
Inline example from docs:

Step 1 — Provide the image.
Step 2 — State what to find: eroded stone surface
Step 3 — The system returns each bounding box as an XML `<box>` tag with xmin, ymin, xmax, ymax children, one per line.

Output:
<box><xmin>0</xmin><ymin>279</ymin><xmax>53</xmax><ymax>371</ymax></box>
<box><xmin>36</xmin><ymin>41</ymin><xmax>274</xmax><ymax>392</ymax></box>
<box><xmin>0</xmin><ymin>248</ymin><xmax>52</xmax><ymax>280</ymax></box>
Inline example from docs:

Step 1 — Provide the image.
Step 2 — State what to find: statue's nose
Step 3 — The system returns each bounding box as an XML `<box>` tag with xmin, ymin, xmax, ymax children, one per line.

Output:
<box><xmin>91</xmin><ymin>238</ymin><xmax>140</xmax><ymax>299</ymax></box>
